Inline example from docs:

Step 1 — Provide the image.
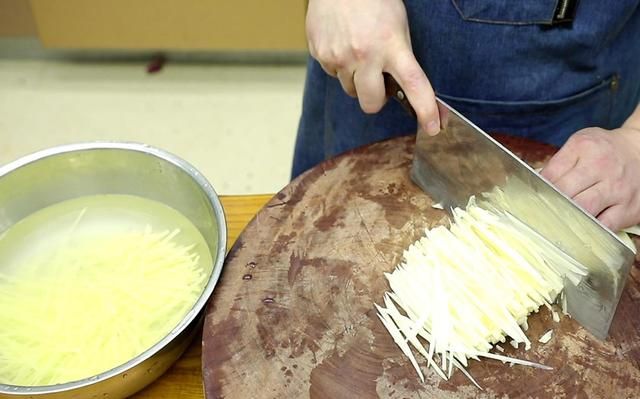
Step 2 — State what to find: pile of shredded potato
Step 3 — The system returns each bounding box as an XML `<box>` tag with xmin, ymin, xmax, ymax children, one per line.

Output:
<box><xmin>0</xmin><ymin>224</ymin><xmax>206</xmax><ymax>386</ymax></box>
<box><xmin>376</xmin><ymin>190</ymin><xmax>637</xmax><ymax>388</ymax></box>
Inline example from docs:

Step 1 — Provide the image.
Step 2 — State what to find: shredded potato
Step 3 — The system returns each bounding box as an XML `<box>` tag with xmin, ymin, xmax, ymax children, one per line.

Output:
<box><xmin>539</xmin><ymin>330</ymin><xmax>553</xmax><ymax>344</ymax></box>
<box><xmin>375</xmin><ymin>196</ymin><xmax>591</xmax><ymax>387</ymax></box>
<box><xmin>0</xmin><ymin>196</ymin><xmax>210</xmax><ymax>386</ymax></box>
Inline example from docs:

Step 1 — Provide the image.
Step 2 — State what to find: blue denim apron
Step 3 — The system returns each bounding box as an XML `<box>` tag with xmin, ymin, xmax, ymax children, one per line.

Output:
<box><xmin>292</xmin><ymin>0</ymin><xmax>640</xmax><ymax>178</ymax></box>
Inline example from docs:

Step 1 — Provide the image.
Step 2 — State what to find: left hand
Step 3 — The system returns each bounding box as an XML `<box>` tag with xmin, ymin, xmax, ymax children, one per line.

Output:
<box><xmin>541</xmin><ymin>126</ymin><xmax>640</xmax><ymax>231</ymax></box>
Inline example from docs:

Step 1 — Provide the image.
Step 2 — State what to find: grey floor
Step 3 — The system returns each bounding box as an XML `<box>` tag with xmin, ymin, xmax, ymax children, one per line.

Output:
<box><xmin>0</xmin><ymin>39</ymin><xmax>308</xmax><ymax>195</ymax></box>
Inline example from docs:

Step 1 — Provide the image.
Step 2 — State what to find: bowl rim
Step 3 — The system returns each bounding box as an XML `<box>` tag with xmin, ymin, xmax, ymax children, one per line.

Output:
<box><xmin>0</xmin><ymin>141</ymin><xmax>227</xmax><ymax>394</ymax></box>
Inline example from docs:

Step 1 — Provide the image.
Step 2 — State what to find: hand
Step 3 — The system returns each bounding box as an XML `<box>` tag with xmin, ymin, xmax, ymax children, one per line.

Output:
<box><xmin>306</xmin><ymin>0</ymin><xmax>441</xmax><ymax>135</ymax></box>
<box><xmin>541</xmin><ymin>126</ymin><xmax>640</xmax><ymax>231</ymax></box>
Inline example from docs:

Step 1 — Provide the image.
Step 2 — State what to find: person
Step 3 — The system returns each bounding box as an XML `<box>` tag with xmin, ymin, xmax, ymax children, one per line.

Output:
<box><xmin>292</xmin><ymin>0</ymin><xmax>640</xmax><ymax>231</ymax></box>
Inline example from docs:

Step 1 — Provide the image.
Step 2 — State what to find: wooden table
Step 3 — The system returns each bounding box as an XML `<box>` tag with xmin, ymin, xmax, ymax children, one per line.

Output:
<box><xmin>130</xmin><ymin>194</ymin><xmax>274</xmax><ymax>399</ymax></box>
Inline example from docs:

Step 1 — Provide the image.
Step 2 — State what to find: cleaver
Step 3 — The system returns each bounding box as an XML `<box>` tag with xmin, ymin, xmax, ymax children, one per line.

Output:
<box><xmin>384</xmin><ymin>74</ymin><xmax>635</xmax><ymax>340</ymax></box>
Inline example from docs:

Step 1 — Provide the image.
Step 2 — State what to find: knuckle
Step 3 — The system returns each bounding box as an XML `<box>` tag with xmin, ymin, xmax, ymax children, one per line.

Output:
<box><xmin>400</xmin><ymin>66</ymin><xmax>424</xmax><ymax>92</ymax></box>
<box><xmin>350</xmin><ymin>43</ymin><xmax>369</xmax><ymax>62</ymax></box>
<box><xmin>314</xmin><ymin>46</ymin><xmax>343</xmax><ymax>67</ymax></box>
<box><xmin>568</xmin><ymin>133</ymin><xmax>591</xmax><ymax>149</ymax></box>
<box><xmin>573</xmin><ymin>130</ymin><xmax>596</xmax><ymax>143</ymax></box>
<box><xmin>314</xmin><ymin>47</ymin><xmax>329</xmax><ymax>63</ymax></box>
<box><xmin>391</xmin><ymin>53</ymin><xmax>421</xmax><ymax>84</ymax></box>
<box><xmin>571</xmin><ymin>131</ymin><xmax>610</xmax><ymax>154</ymax></box>
<box><xmin>379</xmin><ymin>28</ymin><xmax>394</xmax><ymax>42</ymax></box>
<box><xmin>330</xmin><ymin>51</ymin><xmax>347</xmax><ymax>69</ymax></box>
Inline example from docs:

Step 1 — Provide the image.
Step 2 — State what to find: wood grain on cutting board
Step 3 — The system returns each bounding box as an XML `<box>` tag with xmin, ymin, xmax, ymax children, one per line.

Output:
<box><xmin>202</xmin><ymin>135</ymin><xmax>640</xmax><ymax>398</ymax></box>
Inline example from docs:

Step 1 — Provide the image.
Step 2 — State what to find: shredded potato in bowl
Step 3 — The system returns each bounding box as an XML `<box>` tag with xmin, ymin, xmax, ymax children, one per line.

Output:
<box><xmin>0</xmin><ymin>194</ymin><xmax>212</xmax><ymax>387</ymax></box>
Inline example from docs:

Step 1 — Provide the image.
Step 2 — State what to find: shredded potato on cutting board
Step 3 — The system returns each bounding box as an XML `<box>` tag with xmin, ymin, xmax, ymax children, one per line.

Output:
<box><xmin>375</xmin><ymin>189</ymin><xmax>635</xmax><ymax>387</ymax></box>
<box><xmin>0</xmin><ymin>195</ymin><xmax>212</xmax><ymax>386</ymax></box>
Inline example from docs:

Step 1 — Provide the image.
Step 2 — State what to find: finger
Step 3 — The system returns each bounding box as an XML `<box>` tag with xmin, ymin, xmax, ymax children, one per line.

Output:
<box><xmin>353</xmin><ymin>67</ymin><xmax>386</xmax><ymax>113</ymax></box>
<box><xmin>552</xmin><ymin>161</ymin><xmax>600</xmax><ymax>198</ymax></box>
<box><xmin>572</xmin><ymin>182</ymin><xmax>611</xmax><ymax>217</ymax></box>
<box><xmin>318</xmin><ymin>62</ymin><xmax>338</xmax><ymax>78</ymax></box>
<box><xmin>387</xmin><ymin>50</ymin><xmax>439</xmax><ymax>135</ymax></box>
<box><xmin>598</xmin><ymin>204</ymin><xmax>628</xmax><ymax>232</ymax></box>
<box><xmin>337</xmin><ymin>69</ymin><xmax>357</xmax><ymax>98</ymax></box>
<box><xmin>437</xmin><ymin>101</ymin><xmax>450</xmax><ymax>129</ymax></box>
<box><xmin>541</xmin><ymin>149</ymin><xmax>579</xmax><ymax>185</ymax></box>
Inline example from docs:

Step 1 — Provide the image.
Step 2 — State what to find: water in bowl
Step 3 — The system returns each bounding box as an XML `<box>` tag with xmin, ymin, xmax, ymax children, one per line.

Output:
<box><xmin>0</xmin><ymin>194</ymin><xmax>213</xmax><ymax>386</ymax></box>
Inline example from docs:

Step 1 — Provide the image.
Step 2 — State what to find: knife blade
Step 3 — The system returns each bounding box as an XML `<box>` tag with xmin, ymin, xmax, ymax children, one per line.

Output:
<box><xmin>385</xmin><ymin>74</ymin><xmax>635</xmax><ymax>339</ymax></box>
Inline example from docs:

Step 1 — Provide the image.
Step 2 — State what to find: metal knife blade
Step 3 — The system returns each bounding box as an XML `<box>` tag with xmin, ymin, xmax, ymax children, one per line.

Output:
<box><xmin>414</xmin><ymin>99</ymin><xmax>635</xmax><ymax>340</ymax></box>
<box><xmin>385</xmin><ymin>75</ymin><xmax>635</xmax><ymax>339</ymax></box>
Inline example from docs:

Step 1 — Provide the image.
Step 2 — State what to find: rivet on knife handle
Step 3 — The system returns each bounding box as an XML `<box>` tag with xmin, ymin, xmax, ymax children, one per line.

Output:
<box><xmin>383</xmin><ymin>73</ymin><xmax>416</xmax><ymax>118</ymax></box>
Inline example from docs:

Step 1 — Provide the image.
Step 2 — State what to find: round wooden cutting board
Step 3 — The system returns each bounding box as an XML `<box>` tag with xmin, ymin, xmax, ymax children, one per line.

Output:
<box><xmin>202</xmin><ymin>135</ymin><xmax>640</xmax><ymax>398</ymax></box>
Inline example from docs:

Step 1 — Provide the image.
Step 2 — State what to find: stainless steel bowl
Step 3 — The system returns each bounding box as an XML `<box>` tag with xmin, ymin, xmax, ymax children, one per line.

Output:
<box><xmin>0</xmin><ymin>143</ymin><xmax>227</xmax><ymax>398</ymax></box>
